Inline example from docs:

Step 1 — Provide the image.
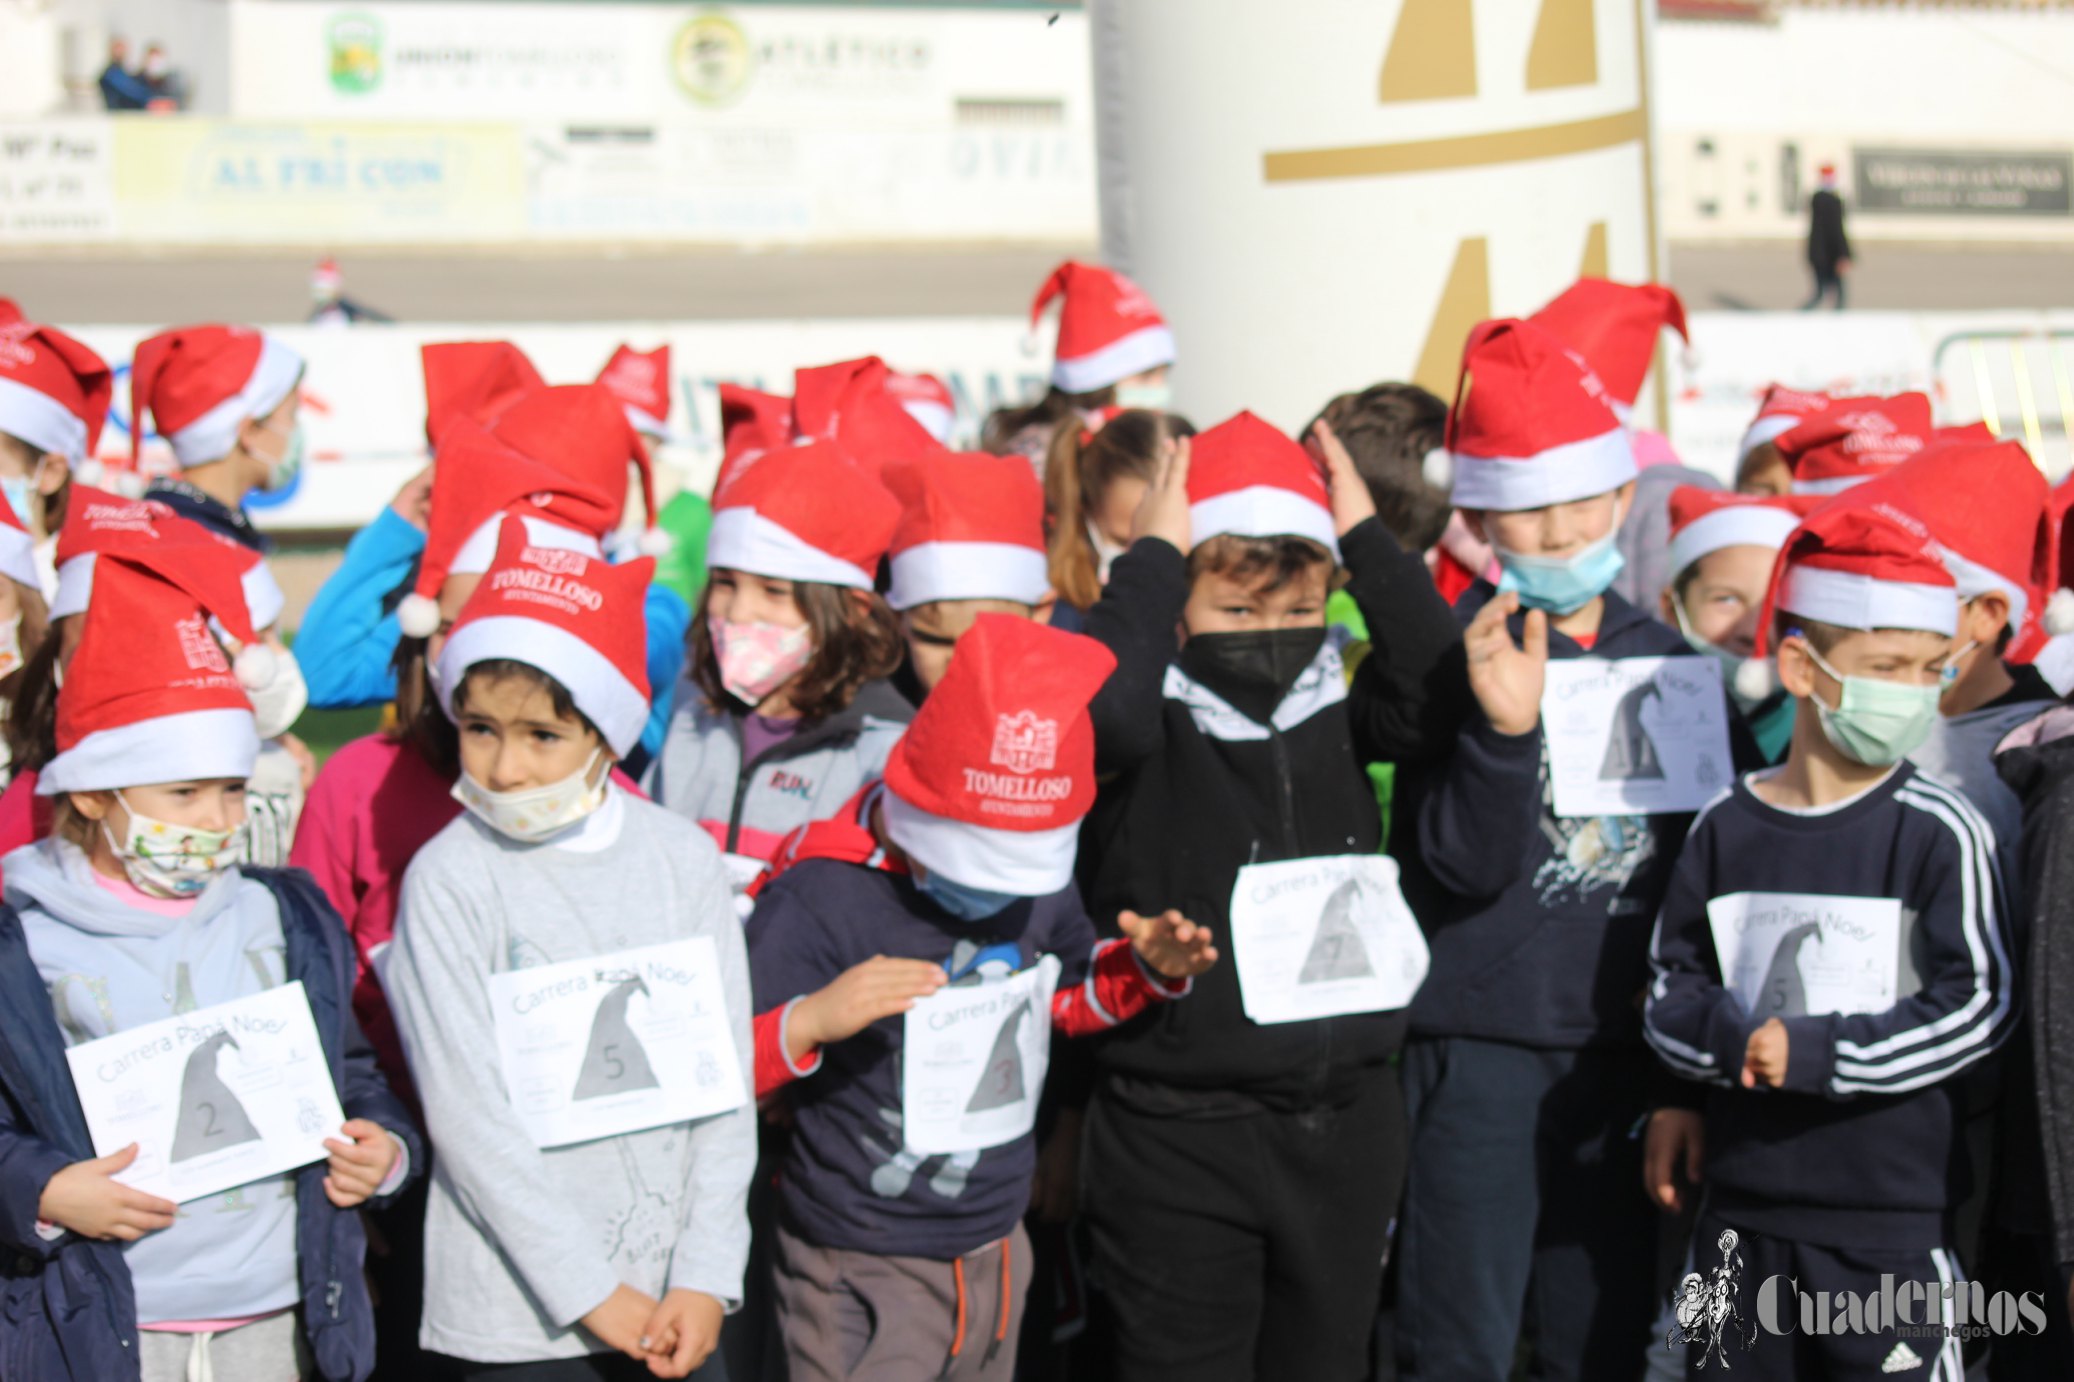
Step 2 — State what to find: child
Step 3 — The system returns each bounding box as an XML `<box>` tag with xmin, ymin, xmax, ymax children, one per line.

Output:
<box><xmin>983</xmin><ymin>261</ymin><xmax>1176</xmax><ymax>469</ymax></box>
<box><xmin>1394</xmin><ymin>319</ymin><xmax>1717</xmax><ymax>1381</ymax></box>
<box><xmin>384</xmin><ymin>518</ymin><xmax>753</xmax><ymax>1378</ymax></box>
<box><xmin>1043</xmin><ymin>408</ymin><xmax>1194</xmax><ymax>616</ymax></box>
<box><xmin>746</xmin><ymin>613</ymin><xmax>1215</xmax><ymax>1380</ymax></box>
<box><xmin>884</xmin><ymin>448</ymin><xmax>1053</xmax><ymax>693</ymax></box>
<box><xmin>1645</xmin><ymin>499</ymin><xmax>2016</xmax><ymax>1378</ymax></box>
<box><xmin>1775</xmin><ymin>393</ymin><xmax>1933</xmax><ymax>496</ymax></box>
<box><xmin>0</xmin><ymin>546</ymin><xmax>418</xmax><ymax>1382</ymax></box>
<box><xmin>1306</xmin><ymin>382</ymin><xmax>1451</xmax><ymax>558</ymax></box>
<box><xmin>645</xmin><ymin>439</ymin><xmax>912</xmax><ymax>890</ymax></box>
<box><xmin>1661</xmin><ymin>487</ymin><xmax>1818</xmax><ymax>763</ymax></box>
<box><xmin>0</xmin><ymin>299</ymin><xmax>110</xmax><ymax>588</ymax></box>
<box><xmin>1735</xmin><ymin>385</ymin><xmax>1832</xmax><ymax>497</ymax></box>
<box><xmin>1074</xmin><ymin>408</ymin><xmax>1462</xmax><ymax>1381</ymax></box>
<box><xmin>0</xmin><ymin>498</ymin><xmax>53</xmax><ymax>787</ymax></box>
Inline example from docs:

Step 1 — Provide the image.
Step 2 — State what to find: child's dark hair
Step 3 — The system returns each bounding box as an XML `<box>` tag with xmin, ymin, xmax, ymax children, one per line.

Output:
<box><xmin>1045</xmin><ymin>408</ymin><xmax>1196</xmax><ymax>611</ymax></box>
<box><xmin>3</xmin><ymin>608</ymin><xmax>59</xmax><ymax>779</ymax></box>
<box><xmin>691</xmin><ymin>580</ymin><xmax>903</xmax><ymax>722</ymax></box>
<box><xmin>981</xmin><ymin>384</ymin><xmax>1115</xmax><ymax>460</ymax></box>
<box><xmin>1187</xmin><ymin>534</ymin><xmax>1337</xmax><ymax>596</ymax></box>
<box><xmin>1309</xmin><ymin>383</ymin><xmax>1451</xmax><ymax>552</ymax></box>
<box><xmin>451</xmin><ymin>658</ymin><xmax>603</xmax><ymax>741</ymax></box>
<box><xmin>389</xmin><ymin>635</ymin><xmax>460</xmax><ymax>779</ymax></box>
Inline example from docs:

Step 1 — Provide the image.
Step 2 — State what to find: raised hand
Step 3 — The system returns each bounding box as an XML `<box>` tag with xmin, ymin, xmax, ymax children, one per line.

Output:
<box><xmin>1307</xmin><ymin>418</ymin><xmax>1379</xmax><ymax>538</ymax></box>
<box><xmin>785</xmin><ymin>956</ymin><xmax>949</xmax><ymax>1064</ymax></box>
<box><xmin>1129</xmin><ymin>434</ymin><xmax>1193</xmax><ymax>554</ymax></box>
<box><xmin>1464</xmin><ymin>591</ymin><xmax>1548</xmax><ymax>737</ymax></box>
<box><xmin>1120</xmin><ymin>908</ymin><xmax>1219</xmax><ymax>980</ymax></box>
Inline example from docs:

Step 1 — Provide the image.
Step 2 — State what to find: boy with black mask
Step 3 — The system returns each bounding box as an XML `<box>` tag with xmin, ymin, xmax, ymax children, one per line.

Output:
<box><xmin>1073</xmin><ymin>411</ymin><xmax>1465</xmax><ymax>1381</ymax></box>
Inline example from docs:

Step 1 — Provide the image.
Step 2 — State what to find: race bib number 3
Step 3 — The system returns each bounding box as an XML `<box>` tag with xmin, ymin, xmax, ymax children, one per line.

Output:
<box><xmin>901</xmin><ymin>955</ymin><xmax>1061</xmax><ymax>1156</ymax></box>
<box><xmin>488</xmin><ymin>938</ymin><xmax>748</xmax><ymax>1150</ymax></box>
<box><xmin>65</xmin><ymin>981</ymin><xmax>347</xmax><ymax>1205</ymax></box>
<box><xmin>1543</xmin><ymin>657</ymin><xmax>1733</xmax><ymax>819</ymax></box>
<box><xmin>1707</xmin><ymin>892</ymin><xmax>1901</xmax><ymax>1020</ymax></box>
<box><xmin>1229</xmin><ymin>856</ymin><xmax>1430</xmax><ymax>1025</ymax></box>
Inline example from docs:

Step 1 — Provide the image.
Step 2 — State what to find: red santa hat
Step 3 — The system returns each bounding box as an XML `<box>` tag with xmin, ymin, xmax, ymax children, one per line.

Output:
<box><xmin>713</xmin><ymin>382</ymin><xmax>797</xmax><ymax>498</ymax></box>
<box><xmin>1777</xmin><ymin>393</ymin><xmax>1933</xmax><ymax>495</ymax></box>
<box><xmin>1527</xmin><ymin>277</ymin><xmax>1689</xmax><ymax>419</ymax></box>
<box><xmin>881</xmin><ymin>614</ymin><xmax>1115</xmax><ymax>894</ymax></box>
<box><xmin>884</xmin><ymin>452</ymin><xmax>1049</xmax><ymax>611</ymax></box>
<box><xmin>886</xmin><ymin>370</ymin><xmax>955</xmax><ymax>445</ymax></box>
<box><xmin>2040</xmin><ymin>477</ymin><xmax>2074</xmax><ymax>643</ymax></box>
<box><xmin>1446</xmin><ymin>318</ymin><xmax>1635</xmax><ymax>511</ymax></box>
<box><xmin>1855</xmin><ymin>437</ymin><xmax>2045</xmax><ymax>635</ymax></box>
<box><xmin>1666</xmin><ymin>488</ymin><xmax>1820</xmax><ymax>579</ymax></box>
<box><xmin>597</xmin><ymin>343</ymin><xmax>673</xmax><ymax>440</ymax></box>
<box><xmin>435</xmin><ymin>516</ymin><xmax>653</xmax><ymax>758</ymax></box>
<box><xmin>790</xmin><ymin>356</ymin><xmax>943</xmax><ymax>477</ymax></box>
<box><xmin>1030</xmin><ymin>261</ymin><xmax>1175</xmax><ymax>395</ymax></box>
<box><xmin>1186</xmin><ymin>411</ymin><xmax>1339</xmax><ymax>559</ymax></box>
<box><xmin>40</xmin><ymin>547</ymin><xmax>272</xmax><ymax>793</ymax></box>
<box><xmin>1934</xmin><ymin>421</ymin><xmax>1996</xmax><ymax>446</ymax></box>
<box><xmin>0</xmin><ymin>489</ymin><xmax>38</xmax><ymax>592</ymax></box>
<box><xmin>312</xmin><ymin>257</ymin><xmax>343</xmax><ymax>296</ymax></box>
<box><xmin>1739</xmin><ymin>383</ymin><xmax>1834</xmax><ymax>462</ymax></box>
<box><xmin>0</xmin><ymin>302</ymin><xmax>112</xmax><ymax>465</ymax></box>
<box><xmin>395</xmin><ymin>423</ymin><xmax>619</xmax><ymax>639</ymax></box>
<box><xmin>421</xmin><ymin>340</ymin><xmax>545</xmax><ymax>448</ymax></box>
<box><xmin>131</xmin><ymin>325</ymin><xmax>303</xmax><ymax>466</ymax></box>
<box><xmin>50</xmin><ymin>486</ymin><xmax>286</xmax><ymax>630</ymax></box>
<box><xmin>1754</xmin><ymin>494</ymin><xmax>1958</xmax><ymax>659</ymax></box>
<box><xmin>492</xmin><ymin>383</ymin><xmax>665</xmax><ymax>554</ymax></box>
<box><xmin>705</xmin><ymin>439</ymin><xmax>899</xmax><ymax>590</ymax></box>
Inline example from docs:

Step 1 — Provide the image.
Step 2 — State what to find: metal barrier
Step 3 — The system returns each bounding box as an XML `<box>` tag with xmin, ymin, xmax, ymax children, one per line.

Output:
<box><xmin>1932</xmin><ymin>328</ymin><xmax>2074</xmax><ymax>476</ymax></box>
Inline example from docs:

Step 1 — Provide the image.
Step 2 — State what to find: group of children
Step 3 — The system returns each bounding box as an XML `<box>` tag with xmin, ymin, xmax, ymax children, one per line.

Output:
<box><xmin>0</xmin><ymin>258</ymin><xmax>2065</xmax><ymax>1382</ymax></box>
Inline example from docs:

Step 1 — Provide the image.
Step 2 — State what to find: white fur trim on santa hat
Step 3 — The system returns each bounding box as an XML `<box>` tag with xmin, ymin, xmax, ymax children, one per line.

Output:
<box><xmin>1790</xmin><ymin>473</ymin><xmax>1877</xmax><ymax>497</ymax></box>
<box><xmin>2034</xmin><ymin>632</ymin><xmax>2074</xmax><ymax>695</ymax></box>
<box><xmin>0</xmin><ymin>528</ymin><xmax>38</xmax><ymax>594</ymax></box>
<box><xmin>1780</xmin><ymin>565</ymin><xmax>1958</xmax><ymax>638</ymax></box>
<box><xmin>1052</xmin><ymin>324</ymin><xmax>1176</xmax><ymax>395</ymax></box>
<box><xmin>1668</xmin><ymin>506</ymin><xmax>1804</xmax><ymax>580</ymax></box>
<box><xmin>1939</xmin><ymin>547</ymin><xmax>2029</xmax><ymax>636</ymax></box>
<box><xmin>887</xmin><ymin>541</ymin><xmax>1050</xmax><ymax>612</ymax></box>
<box><xmin>164</xmin><ymin>334</ymin><xmax>304</xmax><ymax>467</ymax></box>
<box><xmin>1739</xmin><ymin>412</ymin><xmax>1803</xmax><ymax>462</ymax></box>
<box><xmin>2044</xmin><ymin>589</ymin><xmax>2074</xmax><ymax>638</ymax></box>
<box><xmin>1449</xmin><ymin>427</ymin><xmax>1637</xmax><ymax>512</ymax></box>
<box><xmin>452</xmin><ymin>513</ymin><xmax>604</xmax><ymax>579</ymax></box>
<box><xmin>622</xmin><ymin>401</ymin><xmax>674</xmax><ymax>443</ymax></box>
<box><xmin>880</xmin><ymin>786</ymin><xmax>1080</xmax><ymax>896</ymax></box>
<box><xmin>1190</xmin><ymin>487</ymin><xmax>1341</xmax><ymax>561</ymax></box>
<box><xmin>437</xmin><ymin>614</ymin><xmax>649</xmax><ymax>758</ymax></box>
<box><xmin>902</xmin><ymin>400</ymin><xmax>955</xmax><ymax>446</ymax></box>
<box><xmin>706</xmin><ymin>506</ymin><xmax>875</xmax><ymax>590</ymax></box>
<box><xmin>50</xmin><ymin>551</ymin><xmax>287</xmax><ymax>630</ymax></box>
<box><xmin>0</xmin><ymin>375</ymin><xmax>87</xmax><ymax>464</ymax></box>
<box><xmin>39</xmin><ymin>706</ymin><xmax>260</xmax><ymax>794</ymax></box>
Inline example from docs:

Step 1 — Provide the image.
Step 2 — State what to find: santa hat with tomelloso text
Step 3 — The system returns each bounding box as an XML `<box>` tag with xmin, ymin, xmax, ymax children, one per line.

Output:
<box><xmin>1030</xmin><ymin>261</ymin><xmax>1175</xmax><ymax>396</ymax></box>
<box><xmin>597</xmin><ymin>344</ymin><xmax>673</xmax><ymax>441</ymax></box>
<box><xmin>884</xmin><ymin>451</ymin><xmax>1049</xmax><ymax>611</ymax></box>
<box><xmin>1446</xmin><ymin>318</ymin><xmax>1636</xmax><ymax>512</ymax></box>
<box><xmin>1666</xmin><ymin>487</ymin><xmax>1820</xmax><ymax>581</ymax></box>
<box><xmin>1526</xmin><ymin>277</ymin><xmax>1689</xmax><ymax>422</ymax></box>
<box><xmin>1740</xmin><ymin>384</ymin><xmax>1835</xmax><ymax>464</ymax></box>
<box><xmin>131</xmin><ymin>325</ymin><xmax>303</xmax><ymax>467</ymax></box>
<box><xmin>1753</xmin><ymin>495</ymin><xmax>1959</xmax><ymax>661</ymax></box>
<box><xmin>1853</xmin><ymin>436</ymin><xmax>2045</xmax><ymax>637</ymax></box>
<box><xmin>1777</xmin><ymin>394</ymin><xmax>1934</xmax><ymax>495</ymax></box>
<box><xmin>491</xmin><ymin>383</ymin><xmax>667</xmax><ymax>555</ymax></box>
<box><xmin>50</xmin><ymin>486</ymin><xmax>287</xmax><ymax>630</ymax></box>
<box><xmin>705</xmin><ymin>439</ymin><xmax>900</xmax><ymax>591</ymax></box>
<box><xmin>1186</xmin><ymin>410</ymin><xmax>1340</xmax><ymax>559</ymax></box>
<box><xmin>0</xmin><ymin>301</ymin><xmax>112</xmax><ymax>466</ymax></box>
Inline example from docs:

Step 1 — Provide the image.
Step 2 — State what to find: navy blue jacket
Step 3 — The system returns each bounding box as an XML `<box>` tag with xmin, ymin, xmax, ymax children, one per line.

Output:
<box><xmin>0</xmin><ymin>867</ymin><xmax>422</xmax><ymax>1382</ymax></box>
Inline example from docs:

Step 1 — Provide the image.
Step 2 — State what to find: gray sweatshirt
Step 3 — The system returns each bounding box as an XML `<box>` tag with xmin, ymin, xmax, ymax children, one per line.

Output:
<box><xmin>5</xmin><ymin>839</ymin><xmax>298</xmax><ymax>1325</ymax></box>
<box><xmin>384</xmin><ymin>786</ymin><xmax>756</xmax><ymax>1365</ymax></box>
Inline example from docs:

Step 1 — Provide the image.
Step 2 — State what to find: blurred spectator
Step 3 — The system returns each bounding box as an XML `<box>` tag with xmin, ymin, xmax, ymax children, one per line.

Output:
<box><xmin>140</xmin><ymin>42</ymin><xmax>186</xmax><ymax>112</ymax></box>
<box><xmin>1803</xmin><ymin>163</ymin><xmax>1852</xmax><ymax>311</ymax></box>
<box><xmin>308</xmin><ymin>257</ymin><xmax>393</xmax><ymax>327</ymax></box>
<box><xmin>96</xmin><ymin>37</ymin><xmax>150</xmax><ymax>111</ymax></box>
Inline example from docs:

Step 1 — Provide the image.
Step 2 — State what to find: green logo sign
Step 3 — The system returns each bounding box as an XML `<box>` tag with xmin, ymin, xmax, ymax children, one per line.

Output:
<box><xmin>670</xmin><ymin>12</ymin><xmax>755</xmax><ymax>107</ymax></box>
<box><xmin>327</xmin><ymin>13</ymin><xmax>383</xmax><ymax>95</ymax></box>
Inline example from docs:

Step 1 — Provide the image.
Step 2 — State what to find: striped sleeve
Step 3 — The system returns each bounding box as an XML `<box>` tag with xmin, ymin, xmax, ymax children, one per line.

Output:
<box><xmin>1643</xmin><ymin>792</ymin><xmax>1746</xmax><ymax>1088</ymax></box>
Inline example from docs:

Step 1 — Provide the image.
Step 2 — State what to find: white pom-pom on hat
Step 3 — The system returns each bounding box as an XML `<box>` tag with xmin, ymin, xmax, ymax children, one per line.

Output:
<box><xmin>1733</xmin><ymin>655</ymin><xmax>1779</xmax><ymax>703</ymax></box>
<box><xmin>1422</xmin><ymin>447</ymin><xmax>1453</xmax><ymax>491</ymax></box>
<box><xmin>2045</xmin><ymin>588</ymin><xmax>2074</xmax><ymax>637</ymax></box>
<box><xmin>233</xmin><ymin>642</ymin><xmax>279</xmax><ymax>691</ymax></box>
<box><xmin>398</xmin><ymin>592</ymin><xmax>441</xmax><ymax>639</ymax></box>
<box><xmin>637</xmin><ymin>525</ymin><xmax>674</xmax><ymax>557</ymax></box>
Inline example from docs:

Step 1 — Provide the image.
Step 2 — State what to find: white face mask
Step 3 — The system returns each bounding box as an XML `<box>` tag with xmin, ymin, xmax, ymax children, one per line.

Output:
<box><xmin>246</xmin><ymin>647</ymin><xmax>309</xmax><ymax>740</ymax></box>
<box><xmin>1114</xmin><ymin>381</ymin><xmax>1172</xmax><ymax>412</ymax></box>
<box><xmin>1086</xmin><ymin>522</ymin><xmax>1129</xmax><ymax>583</ymax></box>
<box><xmin>451</xmin><ymin>748</ymin><xmax>607</xmax><ymax>844</ymax></box>
<box><xmin>103</xmin><ymin>791</ymin><xmax>246</xmax><ymax>899</ymax></box>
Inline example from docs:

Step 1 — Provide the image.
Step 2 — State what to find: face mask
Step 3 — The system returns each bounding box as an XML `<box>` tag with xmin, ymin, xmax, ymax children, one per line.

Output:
<box><xmin>452</xmin><ymin>748</ymin><xmax>607</xmax><ymax>844</ymax></box>
<box><xmin>916</xmin><ymin>869</ymin><xmax>1021</xmax><ymax>922</ymax></box>
<box><xmin>1799</xmin><ymin>641</ymin><xmax>1941</xmax><ymax>767</ymax></box>
<box><xmin>1</xmin><ymin>477</ymin><xmax>34</xmax><ymax>534</ymax></box>
<box><xmin>1670</xmin><ymin>599</ymin><xmax>1757</xmax><ymax>709</ymax></box>
<box><xmin>708</xmin><ymin>615</ymin><xmax>813</xmax><ymax>706</ymax></box>
<box><xmin>1939</xmin><ymin>640</ymin><xmax>1979</xmax><ymax>697</ymax></box>
<box><xmin>1114</xmin><ymin>381</ymin><xmax>1172</xmax><ymax>412</ymax></box>
<box><xmin>103</xmin><ymin>791</ymin><xmax>245</xmax><ymax>899</ymax></box>
<box><xmin>255</xmin><ymin>418</ymin><xmax>305</xmax><ymax>492</ymax></box>
<box><xmin>1179</xmin><ymin>627</ymin><xmax>1327</xmax><ymax>722</ymax></box>
<box><xmin>1086</xmin><ymin>523</ymin><xmax>1128</xmax><ymax>583</ymax></box>
<box><xmin>1495</xmin><ymin>529</ymin><xmax>1626</xmax><ymax>616</ymax></box>
<box><xmin>246</xmin><ymin>647</ymin><xmax>309</xmax><ymax>740</ymax></box>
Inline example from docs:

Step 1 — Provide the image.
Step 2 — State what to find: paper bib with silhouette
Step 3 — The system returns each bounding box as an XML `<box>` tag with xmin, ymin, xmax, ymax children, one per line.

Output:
<box><xmin>489</xmin><ymin>938</ymin><xmax>747</xmax><ymax>1149</ymax></box>
<box><xmin>64</xmin><ymin>981</ymin><xmax>346</xmax><ymax>1204</ymax></box>
<box><xmin>1229</xmin><ymin>856</ymin><xmax>1429</xmax><ymax>1025</ymax></box>
<box><xmin>1543</xmin><ymin>657</ymin><xmax>1731</xmax><ymax>818</ymax></box>
<box><xmin>902</xmin><ymin>955</ymin><xmax>1060</xmax><ymax>1155</ymax></box>
<box><xmin>1707</xmin><ymin>892</ymin><xmax>1901</xmax><ymax>1019</ymax></box>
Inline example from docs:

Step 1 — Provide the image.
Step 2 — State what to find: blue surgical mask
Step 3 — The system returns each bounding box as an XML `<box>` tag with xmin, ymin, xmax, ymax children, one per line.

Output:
<box><xmin>0</xmin><ymin>475</ymin><xmax>34</xmax><ymax>531</ymax></box>
<box><xmin>1495</xmin><ymin>529</ymin><xmax>1626</xmax><ymax>615</ymax></box>
<box><xmin>1114</xmin><ymin>381</ymin><xmax>1172</xmax><ymax>412</ymax></box>
<box><xmin>1939</xmin><ymin>640</ymin><xmax>1979</xmax><ymax>697</ymax></box>
<box><xmin>916</xmin><ymin>869</ymin><xmax>1021</xmax><ymax>922</ymax></box>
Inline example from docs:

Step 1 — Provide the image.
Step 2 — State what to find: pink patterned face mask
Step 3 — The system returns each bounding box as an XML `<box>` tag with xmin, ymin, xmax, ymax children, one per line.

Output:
<box><xmin>708</xmin><ymin>615</ymin><xmax>814</xmax><ymax>705</ymax></box>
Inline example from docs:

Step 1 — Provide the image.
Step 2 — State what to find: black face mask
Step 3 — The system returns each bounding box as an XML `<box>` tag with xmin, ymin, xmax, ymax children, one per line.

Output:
<box><xmin>1178</xmin><ymin>627</ymin><xmax>1328</xmax><ymax>723</ymax></box>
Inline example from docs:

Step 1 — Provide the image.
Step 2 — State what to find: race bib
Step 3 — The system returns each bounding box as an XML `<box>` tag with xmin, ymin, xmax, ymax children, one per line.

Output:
<box><xmin>1229</xmin><ymin>856</ymin><xmax>1429</xmax><ymax>1025</ymax></box>
<box><xmin>66</xmin><ymin>982</ymin><xmax>347</xmax><ymax>1204</ymax></box>
<box><xmin>488</xmin><ymin>938</ymin><xmax>748</xmax><ymax>1150</ymax></box>
<box><xmin>901</xmin><ymin>955</ymin><xmax>1061</xmax><ymax>1156</ymax></box>
<box><xmin>1707</xmin><ymin>892</ymin><xmax>1901</xmax><ymax>1020</ymax></box>
<box><xmin>1543</xmin><ymin>657</ymin><xmax>1733</xmax><ymax>819</ymax></box>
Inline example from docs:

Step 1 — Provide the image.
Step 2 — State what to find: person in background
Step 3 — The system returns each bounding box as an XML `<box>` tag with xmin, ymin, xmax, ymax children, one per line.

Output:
<box><xmin>1043</xmin><ymin>408</ymin><xmax>1194</xmax><ymax>623</ymax></box>
<box><xmin>96</xmin><ymin>37</ymin><xmax>150</xmax><ymax>111</ymax></box>
<box><xmin>1804</xmin><ymin>164</ymin><xmax>1853</xmax><ymax>311</ymax></box>
<box><xmin>307</xmin><ymin>257</ymin><xmax>392</xmax><ymax>327</ymax></box>
<box><xmin>0</xmin><ymin>299</ymin><xmax>109</xmax><ymax>595</ymax></box>
<box><xmin>1735</xmin><ymin>384</ymin><xmax>1833</xmax><ymax>497</ymax></box>
<box><xmin>139</xmin><ymin>43</ymin><xmax>185</xmax><ymax>111</ymax></box>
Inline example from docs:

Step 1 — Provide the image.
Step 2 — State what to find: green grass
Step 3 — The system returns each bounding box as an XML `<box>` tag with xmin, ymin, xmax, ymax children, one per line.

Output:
<box><xmin>292</xmin><ymin>705</ymin><xmax>386</xmax><ymax>767</ymax></box>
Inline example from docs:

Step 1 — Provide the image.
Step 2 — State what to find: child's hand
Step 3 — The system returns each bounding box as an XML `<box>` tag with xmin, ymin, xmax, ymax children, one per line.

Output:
<box><xmin>1120</xmin><ymin>908</ymin><xmax>1219</xmax><ymax>980</ymax></box>
<box><xmin>322</xmin><ymin>1119</ymin><xmax>400</xmax><ymax>1208</ymax></box>
<box><xmin>1307</xmin><ymin>418</ymin><xmax>1379</xmax><ymax>538</ymax></box>
<box><xmin>37</xmin><ymin>1144</ymin><xmax>177</xmax><ymax>1242</ymax></box>
<box><xmin>1464</xmin><ymin>592</ymin><xmax>1547</xmax><ymax>737</ymax></box>
<box><xmin>640</xmin><ymin>1288</ymin><xmax>725</xmax><ymax>1377</ymax></box>
<box><xmin>390</xmin><ymin>463</ymin><xmax>434</xmax><ymax>530</ymax></box>
<box><xmin>1642</xmin><ymin>1108</ymin><xmax>1705</xmax><ymax>1212</ymax></box>
<box><xmin>583</xmin><ymin>1283</ymin><xmax>662</xmax><ymax>1360</ymax></box>
<box><xmin>1129</xmin><ymin>433</ymin><xmax>1192</xmax><ymax>553</ymax></box>
<box><xmin>788</xmin><ymin>956</ymin><xmax>949</xmax><ymax>1062</ymax></box>
<box><xmin>1742</xmin><ymin>1018</ymin><xmax>1789</xmax><ymax>1088</ymax></box>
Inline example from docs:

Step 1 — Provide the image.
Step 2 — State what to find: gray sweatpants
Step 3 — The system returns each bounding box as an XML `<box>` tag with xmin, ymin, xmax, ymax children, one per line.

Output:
<box><xmin>773</xmin><ymin>1222</ymin><xmax>1031</xmax><ymax>1381</ymax></box>
<box><xmin>138</xmin><ymin>1310</ymin><xmax>312</xmax><ymax>1382</ymax></box>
